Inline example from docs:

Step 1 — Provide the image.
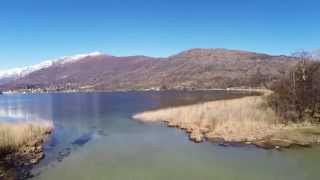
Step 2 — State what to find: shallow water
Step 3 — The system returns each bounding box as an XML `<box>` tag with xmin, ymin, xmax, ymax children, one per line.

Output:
<box><xmin>0</xmin><ymin>91</ymin><xmax>319</xmax><ymax>180</ymax></box>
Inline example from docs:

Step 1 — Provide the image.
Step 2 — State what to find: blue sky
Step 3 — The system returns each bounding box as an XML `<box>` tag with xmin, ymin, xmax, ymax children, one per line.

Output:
<box><xmin>0</xmin><ymin>0</ymin><xmax>319</xmax><ymax>69</ymax></box>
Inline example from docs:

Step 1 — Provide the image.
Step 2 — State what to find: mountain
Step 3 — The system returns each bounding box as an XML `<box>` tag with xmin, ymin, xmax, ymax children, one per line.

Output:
<box><xmin>310</xmin><ymin>49</ymin><xmax>320</xmax><ymax>60</ymax></box>
<box><xmin>0</xmin><ymin>49</ymin><xmax>298</xmax><ymax>91</ymax></box>
<box><xmin>0</xmin><ymin>61</ymin><xmax>53</xmax><ymax>85</ymax></box>
<box><xmin>0</xmin><ymin>52</ymin><xmax>103</xmax><ymax>85</ymax></box>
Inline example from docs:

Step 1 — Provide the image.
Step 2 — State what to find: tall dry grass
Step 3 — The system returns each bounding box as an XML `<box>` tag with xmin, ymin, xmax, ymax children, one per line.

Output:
<box><xmin>0</xmin><ymin>121</ymin><xmax>53</xmax><ymax>153</ymax></box>
<box><xmin>133</xmin><ymin>96</ymin><xmax>286</xmax><ymax>142</ymax></box>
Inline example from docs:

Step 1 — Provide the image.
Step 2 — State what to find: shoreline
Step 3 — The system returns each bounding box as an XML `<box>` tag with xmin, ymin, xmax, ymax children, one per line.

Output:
<box><xmin>133</xmin><ymin>95</ymin><xmax>320</xmax><ymax>149</ymax></box>
<box><xmin>161</xmin><ymin>118</ymin><xmax>320</xmax><ymax>149</ymax></box>
<box><xmin>0</xmin><ymin>123</ymin><xmax>53</xmax><ymax>179</ymax></box>
<box><xmin>1</xmin><ymin>87</ymin><xmax>267</xmax><ymax>95</ymax></box>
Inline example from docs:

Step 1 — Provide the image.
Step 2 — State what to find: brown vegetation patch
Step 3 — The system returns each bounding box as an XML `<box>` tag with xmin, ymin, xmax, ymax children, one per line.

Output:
<box><xmin>0</xmin><ymin>121</ymin><xmax>53</xmax><ymax>179</ymax></box>
<box><xmin>133</xmin><ymin>95</ymin><xmax>320</xmax><ymax>148</ymax></box>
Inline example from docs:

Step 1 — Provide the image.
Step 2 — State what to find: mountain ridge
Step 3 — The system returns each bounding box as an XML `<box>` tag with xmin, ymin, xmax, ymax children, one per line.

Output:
<box><xmin>0</xmin><ymin>52</ymin><xmax>105</xmax><ymax>84</ymax></box>
<box><xmin>0</xmin><ymin>48</ymin><xmax>298</xmax><ymax>92</ymax></box>
<box><xmin>310</xmin><ymin>49</ymin><xmax>320</xmax><ymax>60</ymax></box>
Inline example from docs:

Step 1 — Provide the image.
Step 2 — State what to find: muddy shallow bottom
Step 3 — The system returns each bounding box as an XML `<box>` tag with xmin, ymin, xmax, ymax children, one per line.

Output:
<box><xmin>0</xmin><ymin>91</ymin><xmax>319</xmax><ymax>180</ymax></box>
<box><xmin>34</xmin><ymin>126</ymin><xmax>320</xmax><ymax>180</ymax></box>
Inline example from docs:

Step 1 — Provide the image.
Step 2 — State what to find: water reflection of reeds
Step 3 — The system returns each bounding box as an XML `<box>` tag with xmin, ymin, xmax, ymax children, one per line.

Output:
<box><xmin>0</xmin><ymin>94</ymin><xmax>53</xmax><ymax>123</ymax></box>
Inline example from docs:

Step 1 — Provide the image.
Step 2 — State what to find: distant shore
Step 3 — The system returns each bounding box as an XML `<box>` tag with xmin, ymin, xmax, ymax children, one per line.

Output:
<box><xmin>133</xmin><ymin>95</ymin><xmax>320</xmax><ymax>149</ymax></box>
<box><xmin>1</xmin><ymin>87</ymin><xmax>267</xmax><ymax>95</ymax></box>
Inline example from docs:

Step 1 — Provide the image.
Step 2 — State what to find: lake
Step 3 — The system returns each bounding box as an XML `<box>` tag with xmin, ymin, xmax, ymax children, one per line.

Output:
<box><xmin>0</xmin><ymin>91</ymin><xmax>319</xmax><ymax>180</ymax></box>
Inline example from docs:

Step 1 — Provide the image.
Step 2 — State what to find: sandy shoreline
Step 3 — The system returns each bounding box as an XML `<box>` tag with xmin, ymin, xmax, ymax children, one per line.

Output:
<box><xmin>133</xmin><ymin>95</ymin><xmax>320</xmax><ymax>149</ymax></box>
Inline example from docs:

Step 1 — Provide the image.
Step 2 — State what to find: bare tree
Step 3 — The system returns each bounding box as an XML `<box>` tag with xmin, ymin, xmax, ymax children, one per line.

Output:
<box><xmin>268</xmin><ymin>50</ymin><xmax>320</xmax><ymax>122</ymax></box>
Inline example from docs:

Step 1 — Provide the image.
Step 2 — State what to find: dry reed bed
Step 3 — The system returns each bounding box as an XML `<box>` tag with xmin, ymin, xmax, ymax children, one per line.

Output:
<box><xmin>0</xmin><ymin>121</ymin><xmax>53</xmax><ymax>153</ymax></box>
<box><xmin>133</xmin><ymin>96</ymin><xmax>320</xmax><ymax>147</ymax></box>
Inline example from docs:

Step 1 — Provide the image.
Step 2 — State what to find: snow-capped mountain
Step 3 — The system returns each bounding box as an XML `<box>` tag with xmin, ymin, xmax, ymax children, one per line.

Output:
<box><xmin>0</xmin><ymin>61</ymin><xmax>53</xmax><ymax>80</ymax></box>
<box><xmin>57</xmin><ymin>52</ymin><xmax>103</xmax><ymax>65</ymax></box>
<box><xmin>0</xmin><ymin>52</ymin><xmax>103</xmax><ymax>84</ymax></box>
<box><xmin>1</xmin><ymin>48</ymin><xmax>298</xmax><ymax>92</ymax></box>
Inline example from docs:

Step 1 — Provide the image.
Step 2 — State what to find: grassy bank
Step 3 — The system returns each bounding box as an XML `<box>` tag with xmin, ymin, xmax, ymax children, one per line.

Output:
<box><xmin>133</xmin><ymin>95</ymin><xmax>320</xmax><ymax>148</ymax></box>
<box><xmin>0</xmin><ymin>121</ymin><xmax>53</xmax><ymax>154</ymax></box>
<box><xmin>0</xmin><ymin>121</ymin><xmax>53</xmax><ymax>179</ymax></box>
